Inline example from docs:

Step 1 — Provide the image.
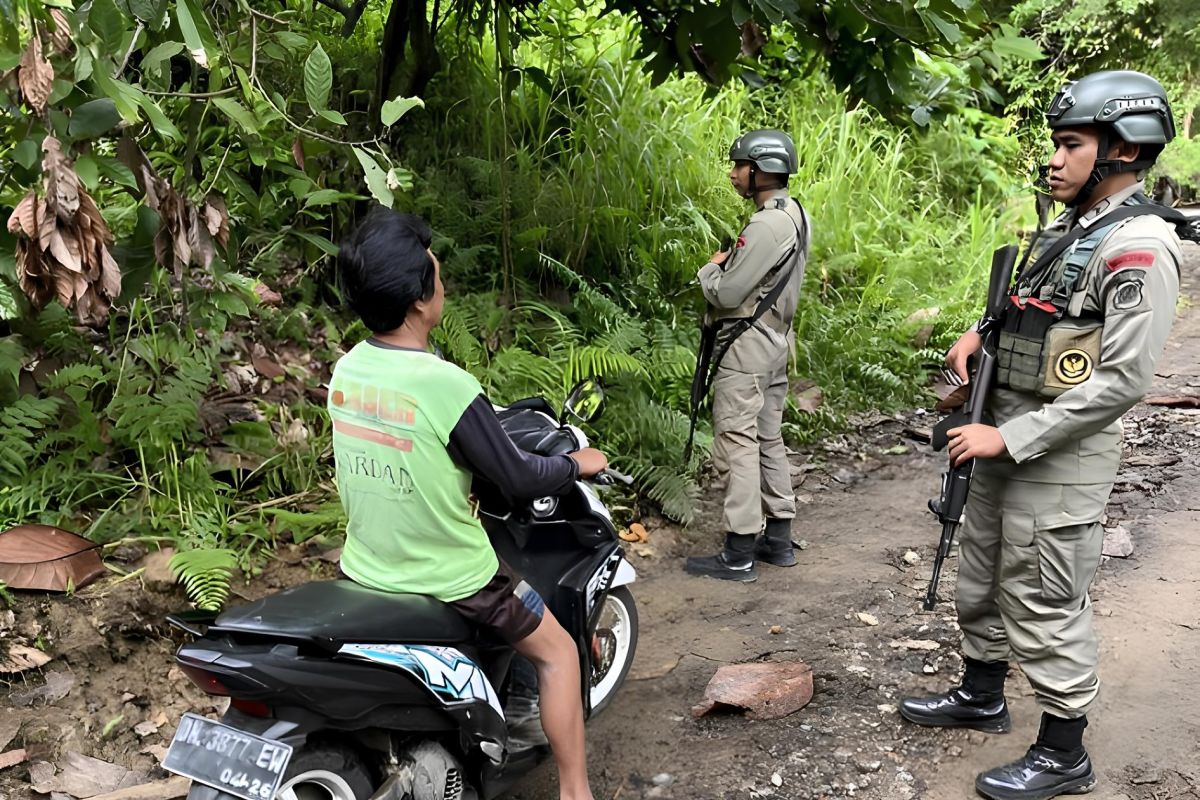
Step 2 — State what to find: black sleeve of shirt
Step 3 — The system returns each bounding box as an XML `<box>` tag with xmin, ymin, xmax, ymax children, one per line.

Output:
<box><xmin>447</xmin><ymin>394</ymin><xmax>580</xmax><ymax>499</ymax></box>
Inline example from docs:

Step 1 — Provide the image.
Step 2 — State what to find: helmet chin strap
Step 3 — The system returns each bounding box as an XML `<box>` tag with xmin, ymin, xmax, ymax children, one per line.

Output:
<box><xmin>1066</xmin><ymin>129</ymin><xmax>1155</xmax><ymax>208</ymax></box>
<box><xmin>743</xmin><ymin>165</ymin><xmax>785</xmax><ymax>199</ymax></box>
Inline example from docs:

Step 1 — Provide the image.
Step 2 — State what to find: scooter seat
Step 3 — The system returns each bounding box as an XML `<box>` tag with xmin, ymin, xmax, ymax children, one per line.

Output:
<box><xmin>210</xmin><ymin>580</ymin><xmax>476</xmax><ymax>649</ymax></box>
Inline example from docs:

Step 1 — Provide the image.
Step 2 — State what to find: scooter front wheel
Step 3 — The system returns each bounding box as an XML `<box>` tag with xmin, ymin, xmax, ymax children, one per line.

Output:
<box><xmin>589</xmin><ymin>586</ymin><xmax>639</xmax><ymax>716</ymax></box>
<box><xmin>275</xmin><ymin>746</ymin><xmax>375</xmax><ymax>800</ymax></box>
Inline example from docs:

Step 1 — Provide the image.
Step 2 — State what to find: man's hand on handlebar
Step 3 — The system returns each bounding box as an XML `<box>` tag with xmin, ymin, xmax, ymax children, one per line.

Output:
<box><xmin>570</xmin><ymin>448</ymin><xmax>608</xmax><ymax>478</ymax></box>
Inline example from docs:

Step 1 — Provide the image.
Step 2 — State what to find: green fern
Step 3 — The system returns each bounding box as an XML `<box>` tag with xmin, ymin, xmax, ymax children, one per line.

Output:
<box><xmin>169</xmin><ymin>548</ymin><xmax>238</xmax><ymax>611</ymax></box>
<box><xmin>0</xmin><ymin>396</ymin><xmax>61</xmax><ymax>477</ymax></box>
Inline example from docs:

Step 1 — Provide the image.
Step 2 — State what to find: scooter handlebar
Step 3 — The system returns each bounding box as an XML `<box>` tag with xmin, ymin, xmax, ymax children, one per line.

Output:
<box><xmin>593</xmin><ymin>468</ymin><xmax>634</xmax><ymax>487</ymax></box>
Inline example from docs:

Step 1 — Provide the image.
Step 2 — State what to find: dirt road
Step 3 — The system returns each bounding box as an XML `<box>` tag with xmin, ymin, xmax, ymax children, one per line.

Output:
<box><xmin>516</xmin><ymin>237</ymin><xmax>1200</xmax><ymax>800</ymax></box>
<box><xmin>2</xmin><ymin>243</ymin><xmax>1197</xmax><ymax>800</ymax></box>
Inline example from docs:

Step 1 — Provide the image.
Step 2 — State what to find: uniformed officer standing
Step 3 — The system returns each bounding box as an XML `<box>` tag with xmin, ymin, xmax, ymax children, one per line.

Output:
<box><xmin>685</xmin><ymin>130</ymin><xmax>810</xmax><ymax>582</ymax></box>
<box><xmin>900</xmin><ymin>71</ymin><xmax>1186</xmax><ymax>800</ymax></box>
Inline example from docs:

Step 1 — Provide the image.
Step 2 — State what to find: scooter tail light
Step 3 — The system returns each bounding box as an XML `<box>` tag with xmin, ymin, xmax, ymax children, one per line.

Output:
<box><xmin>230</xmin><ymin>698</ymin><xmax>272</xmax><ymax>718</ymax></box>
<box><xmin>178</xmin><ymin>664</ymin><xmax>232</xmax><ymax>697</ymax></box>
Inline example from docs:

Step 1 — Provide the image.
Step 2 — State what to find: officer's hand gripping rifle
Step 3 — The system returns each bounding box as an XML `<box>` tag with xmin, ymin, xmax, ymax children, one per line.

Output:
<box><xmin>923</xmin><ymin>245</ymin><xmax>1018</xmax><ymax>611</ymax></box>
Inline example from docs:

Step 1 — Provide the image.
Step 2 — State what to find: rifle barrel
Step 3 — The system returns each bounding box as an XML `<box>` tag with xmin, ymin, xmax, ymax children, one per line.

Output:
<box><xmin>923</xmin><ymin>519</ymin><xmax>959</xmax><ymax>611</ymax></box>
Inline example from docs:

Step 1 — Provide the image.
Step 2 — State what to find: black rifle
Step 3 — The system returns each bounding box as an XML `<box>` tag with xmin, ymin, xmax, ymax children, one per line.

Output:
<box><xmin>683</xmin><ymin>236</ymin><xmax>733</xmax><ymax>464</ymax></box>
<box><xmin>923</xmin><ymin>244</ymin><xmax>1018</xmax><ymax>611</ymax></box>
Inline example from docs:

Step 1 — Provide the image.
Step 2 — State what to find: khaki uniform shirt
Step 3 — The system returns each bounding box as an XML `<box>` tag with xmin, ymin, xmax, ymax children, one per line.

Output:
<box><xmin>696</xmin><ymin>189</ymin><xmax>809</xmax><ymax>373</ymax></box>
<box><xmin>994</xmin><ymin>182</ymin><xmax>1183</xmax><ymax>484</ymax></box>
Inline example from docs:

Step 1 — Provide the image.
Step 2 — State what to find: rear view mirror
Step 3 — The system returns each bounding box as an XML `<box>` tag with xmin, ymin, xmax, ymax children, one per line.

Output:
<box><xmin>563</xmin><ymin>380</ymin><xmax>604</xmax><ymax>423</ymax></box>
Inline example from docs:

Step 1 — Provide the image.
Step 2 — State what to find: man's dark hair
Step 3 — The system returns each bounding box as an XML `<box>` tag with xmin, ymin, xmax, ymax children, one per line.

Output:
<box><xmin>337</xmin><ymin>207</ymin><xmax>436</xmax><ymax>333</ymax></box>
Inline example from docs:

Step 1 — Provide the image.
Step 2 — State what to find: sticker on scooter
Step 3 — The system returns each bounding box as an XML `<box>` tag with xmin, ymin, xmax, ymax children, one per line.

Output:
<box><xmin>338</xmin><ymin>644</ymin><xmax>503</xmax><ymax>717</ymax></box>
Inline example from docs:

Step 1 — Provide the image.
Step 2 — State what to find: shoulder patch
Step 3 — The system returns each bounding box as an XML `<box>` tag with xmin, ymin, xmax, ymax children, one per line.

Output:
<box><xmin>1106</xmin><ymin>250</ymin><xmax>1155</xmax><ymax>272</ymax></box>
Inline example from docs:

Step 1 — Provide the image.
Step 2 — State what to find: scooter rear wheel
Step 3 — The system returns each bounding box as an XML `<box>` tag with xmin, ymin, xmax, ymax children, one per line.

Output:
<box><xmin>589</xmin><ymin>586</ymin><xmax>638</xmax><ymax>715</ymax></box>
<box><xmin>275</xmin><ymin>746</ymin><xmax>374</xmax><ymax>800</ymax></box>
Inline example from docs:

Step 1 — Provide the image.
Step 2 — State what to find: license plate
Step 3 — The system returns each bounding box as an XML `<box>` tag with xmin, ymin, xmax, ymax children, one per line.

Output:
<box><xmin>163</xmin><ymin>713</ymin><xmax>293</xmax><ymax>800</ymax></box>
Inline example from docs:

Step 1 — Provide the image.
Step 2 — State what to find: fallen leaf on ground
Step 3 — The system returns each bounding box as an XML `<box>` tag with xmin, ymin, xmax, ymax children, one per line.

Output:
<box><xmin>49</xmin><ymin>751</ymin><xmax>147</xmax><ymax>797</ymax></box>
<box><xmin>133</xmin><ymin>720</ymin><xmax>160</xmax><ymax>737</ymax></box>
<box><xmin>618</xmin><ymin>522</ymin><xmax>648</xmax><ymax>543</ymax></box>
<box><xmin>793</xmin><ymin>384</ymin><xmax>824</xmax><ymax>413</ymax></box>
<box><xmin>87</xmin><ymin>775</ymin><xmax>191</xmax><ymax>800</ymax></box>
<box><xmin>11</xmin><ymin>669</ymin><xmax>74</xmax><ymax>705</ymax></box>
<box><xmin>692</xmin><ymin>661</ymin><xmax>814</xmax><ymax>721</ymax></box>
<box><xmin>0</xmin><ymin>644</ymin><xmax>51</xmax><ymax>673</ymax></box>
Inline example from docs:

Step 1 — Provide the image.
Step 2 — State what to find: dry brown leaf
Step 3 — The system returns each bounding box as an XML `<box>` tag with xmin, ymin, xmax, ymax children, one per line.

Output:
<box><xmin>43</xmin><ymin>137</ymin><xmax>80</xmax><ymax>218</ymax></box>
<box><xmin>18</xmin><ymin>36</ymin><xmax>54</xmax><ymax>113</ymax></box>
<box><xmin>6</xmin><ymin>192</ymin><xmax>38</xmax><ymax>236</ymax></box>
<box><xmin>0</xmin><ymin>645</ymin><xmax>52</xmax><ymax>674</ymax></box>
<box><xmin>292</xmin><ymin>138</ymin><xmax>306</xmax><ymax>170</ymax></box>
<box><xmin>254</xmin><ymin>282</ymin><xmax>282</xmax><ymax>306</ymax></box>
<box><xmin>6</xmin><ymin>140</ymin><xmax>122</xmax><ymax>324</ymax></box>
<box><xmin>49</xmin><ymin>10</ymin><xmax>72</xmax><ymax>54</ymax></box>
<box><xmin>794</xmin><ymin>384</ymin><xmax>824</xmax><ymax>413</ymax></box>
<box><xmin>205</xmin><ymin>195</ymin><xmax>229</xmax><ymax>247</ymax></box>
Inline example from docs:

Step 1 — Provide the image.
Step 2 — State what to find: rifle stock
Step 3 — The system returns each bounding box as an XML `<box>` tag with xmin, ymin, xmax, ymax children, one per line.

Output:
<box><xmin>923</xmin><ymin>245</ymin><xmax>1018</xmax><ymax>611</ymax></box>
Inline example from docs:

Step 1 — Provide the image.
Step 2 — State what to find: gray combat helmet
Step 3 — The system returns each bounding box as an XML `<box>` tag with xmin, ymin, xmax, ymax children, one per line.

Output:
<box><xmin>1046</xmin><ymin>70</ymin><xmax>1176</xmax><ymax>146</ymax></box>
<box><xmin>729</xmin><ymin>129</ymin><xmax>798</xmax><ymax>175</ymax></box>
<box><xmin>1044</xmin><ymin>70</ymin><xmax>1175</xmax><ymax>206</ymax></box>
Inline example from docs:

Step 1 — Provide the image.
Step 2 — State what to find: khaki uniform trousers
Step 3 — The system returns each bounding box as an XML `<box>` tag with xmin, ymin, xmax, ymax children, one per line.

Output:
<box><xmin>711</xmin><ymin>358</ymin><xmax>795</xmax><ymax>536</ymax></box>
<box><xmin>956</xmin><ymin>463</ymin><xmax>1112</xmax><ymax>718</ymax></box>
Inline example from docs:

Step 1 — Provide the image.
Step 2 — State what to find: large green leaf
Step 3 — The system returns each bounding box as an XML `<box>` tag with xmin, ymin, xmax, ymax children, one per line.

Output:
<box><xmin>141</xmin><ymin>41</ymin><xmax>183</xmax><ymax>78</ymax></box>
<box><xmin>92</xmin><ymin>69</ymin><xmax>142</xmax><ymax>124</ymax></box>
<box><xmin>352</xmin><ymin>147</ymin><xmax>394</xmax><ymax>207</ymax></box>
<box><xmin>317</xmin><ymin>108</ymin><xmax>346</xmax><ymax>126</ymax></box>
<box><xmin>89</xmin><ymin>0</ymin><xmax>131</xmax><ymax>53</ymax></box>
<box><xmin>138</xmin><ymin>93</ymin><xmax>182</xmax><ymax>140</ymax></box>
<box><xmin>96</xmin><ymin>154</ymin><xmax>138</xmax><ymax>188</ymax></box>
<box><xmin>121</xmin><ymin>0</ymin><xmax>166</xmax><ymax>22</ymax></box>
<box><xmin>302</xmin><ymin>189</ymin><xmax>362</xmax><ymax>207</ymax></box>
<box><xmin>75</xmin><ymin>154</ymin><xmax>100</xmax><ymax>190</ymax></box>
<box><xmin>304</xmin><ymin>42</ymin><xmax>332</xmax><ymax>114</ymax></box>
<box><xmin>175</xmin><ymin>0</ymin><xmax>213</xmax><ymax>68</ymax></box>
<box><xmin>12</xmin><ymin>138</ymin><xmax>40</xmax><ymax>169</ymax></box>
<box><xmin>381</xmin><ymin>96</ymin><xmax>424</xmax><ymax>127</ymax></box>
<box><xmin>293</xmin><ymin>231</ymin><xmax>340</xmax><ymax>256</ymax></box>
<box><xmin>68</xmin><ymin>98</ymin><xmax>122</xmax><ymax>139</ymax></box>
<box><xmin>212</xmin><ymin>97</ymin><xmax>259</xmax><ymax>135</ymax></box>
<box><xmin>991</xmin><ymin>35</ymin><xmax>1045</xmax><ymax>61</ymax></box>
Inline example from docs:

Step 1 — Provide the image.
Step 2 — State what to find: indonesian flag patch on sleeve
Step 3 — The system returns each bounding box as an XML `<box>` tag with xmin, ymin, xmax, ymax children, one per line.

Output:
<box><xmin>1106</xmin><ymin>250</ymin><xmax>1155</xmax><ymax>272</ymax></box>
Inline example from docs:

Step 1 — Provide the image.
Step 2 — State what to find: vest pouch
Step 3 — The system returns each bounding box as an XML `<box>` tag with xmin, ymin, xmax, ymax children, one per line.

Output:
<box><xmin>996</xmin><ymin>304</ymin><xmax>1057</xmax><ymax>395</ymax></box>
<box><xmin>1039</xmin><ymin>317</ymin><xmax>1103</xmax><ymax>397</ymax></box>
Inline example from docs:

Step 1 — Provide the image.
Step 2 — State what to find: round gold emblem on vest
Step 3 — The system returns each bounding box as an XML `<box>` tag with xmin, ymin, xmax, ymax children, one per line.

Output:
<box><xmin>1054</xmin><ymin>348</ymin><xmax>1093</xmax><ymax>384</ymax></box>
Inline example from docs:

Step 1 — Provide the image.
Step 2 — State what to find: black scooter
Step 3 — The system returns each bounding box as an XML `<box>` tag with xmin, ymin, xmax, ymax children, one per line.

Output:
<box><xmin>163</xmin><ymin>381</ymin><xmax>638</xmax><ymax>800</ymax></box>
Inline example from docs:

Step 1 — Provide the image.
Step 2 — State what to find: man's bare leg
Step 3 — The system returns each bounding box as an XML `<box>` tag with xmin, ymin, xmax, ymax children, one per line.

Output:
<box><xmin>512</xmin><ymin>609</ymin><xmax>594</xmax><ymax>800</ymax></box>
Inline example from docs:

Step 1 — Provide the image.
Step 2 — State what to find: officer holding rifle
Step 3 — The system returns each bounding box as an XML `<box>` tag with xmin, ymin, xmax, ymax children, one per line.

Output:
<box><xmin>902</xmin><ymin>70</ymin><xmax>1191</xmax><ymax>800</ymax></box>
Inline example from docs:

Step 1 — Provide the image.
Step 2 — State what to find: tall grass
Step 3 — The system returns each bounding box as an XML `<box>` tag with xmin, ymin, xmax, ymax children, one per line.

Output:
<box><xmin>376</xmin><ymin>6</ymin><xmax>1026</xmax><ymax>517</ymax></box>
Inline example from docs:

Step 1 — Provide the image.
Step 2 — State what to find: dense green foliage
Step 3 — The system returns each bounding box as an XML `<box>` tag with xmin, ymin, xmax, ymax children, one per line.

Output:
<box><xmin>0</xmin><ymin>0</ymin><xmax>1195</xmax><ymax>607</ymax></box>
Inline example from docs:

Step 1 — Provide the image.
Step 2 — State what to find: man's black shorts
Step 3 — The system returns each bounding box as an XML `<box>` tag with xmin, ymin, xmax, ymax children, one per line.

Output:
<box><xmin>450</xmin><ymin>561</ymin><xmax>546</xmax><ymax>644</ymax></box>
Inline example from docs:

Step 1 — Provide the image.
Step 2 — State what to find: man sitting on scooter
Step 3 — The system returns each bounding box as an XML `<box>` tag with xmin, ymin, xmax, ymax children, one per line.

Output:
<box><xmin>329</xmin><ymin>207</ymin><xmax>607</xmax><ymax>800</ymax></box>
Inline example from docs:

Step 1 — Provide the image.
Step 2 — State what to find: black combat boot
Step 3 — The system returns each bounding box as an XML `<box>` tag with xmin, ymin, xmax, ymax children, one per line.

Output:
<box><xmin>899</xmin><ymin>656</ymin><xmax>1011</xmax><ymax>733</ymax></box>
<box><xmin>755</xmin><ymin>518</ymin><xmax>797</xmax><ymax>567</ymax></box>
<box><xmin>975</xmin><ymin>714</ymin><xmax>1094</xmax><ymax>800</ymax></box>
<box><xmin>685</xmin><ymin>533</ymin><xmax>757</xmax><ymax>582</ymax></box>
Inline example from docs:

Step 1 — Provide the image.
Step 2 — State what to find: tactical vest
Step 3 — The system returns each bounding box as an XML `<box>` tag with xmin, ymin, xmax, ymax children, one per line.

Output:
<box><xmin>995</xmin><ymin>196</ymin><xmax>1151</xmax><ymax>398</ymax></box>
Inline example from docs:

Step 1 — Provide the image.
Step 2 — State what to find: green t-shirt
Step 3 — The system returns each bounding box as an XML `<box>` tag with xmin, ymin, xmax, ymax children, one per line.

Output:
<box><xmin>327</xmin><ymin>341</ymin><xmax>499</xmax><ymax>601</ymax></box>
